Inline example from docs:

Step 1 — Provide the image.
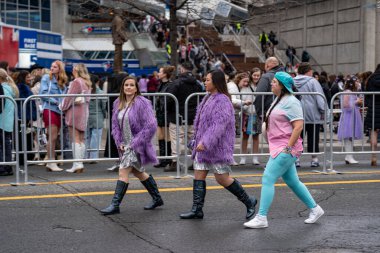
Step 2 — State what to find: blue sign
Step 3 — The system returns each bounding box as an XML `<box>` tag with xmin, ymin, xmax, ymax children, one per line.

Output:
<box><xmin>19</xmin><ymin>30</ymin><xmax>37</xmax><ymax>49</ymax></box>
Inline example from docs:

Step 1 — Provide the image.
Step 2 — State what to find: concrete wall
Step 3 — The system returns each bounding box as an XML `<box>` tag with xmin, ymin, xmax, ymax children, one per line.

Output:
<box><xmin>248</xmin><ymin>0</ymin><xmax>380</xmax><ymax>74</ymax></box>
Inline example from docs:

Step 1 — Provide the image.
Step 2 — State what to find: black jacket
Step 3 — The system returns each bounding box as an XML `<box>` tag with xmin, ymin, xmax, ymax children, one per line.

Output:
<box><xmin>254</xmin><ymin>65</ymin><xmax>284</xmax><ymax>118</ymax></box>
<box><xmin>365</xmin><ymin>71</ymin><xmax>380</xmax><ymax>129</ymax></box>
<box><xmin>166</xmin><ymin>72</ymin><xmax>203</xmax><ymax>125</ymax></box>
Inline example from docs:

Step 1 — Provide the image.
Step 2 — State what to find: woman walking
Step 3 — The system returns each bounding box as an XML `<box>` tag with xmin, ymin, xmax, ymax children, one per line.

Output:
<box><xmin>337</xmin><ymin>76</ymin><xmax>363</xmax><ymax>164</ymax></box>
<box><xmin>100</xmin><ymin>76</ymin><xmax>163</xmax><ymax>215</ymax></box>
<box><xmin>39</xmin><ymin>60</ymin><xmax>67</xmax><ymax>172</ymax></box>
<box><xmin>61</xmin><ymin>63</ymin><xmax>91</xmax><ymax>173</ymax></box>
<box><xmin>180</xmin><ymin>70</ymin><xmax>257</xmax><ymax>220</ymax></box>
<box><xmin>244</xmin><ymin>72</ymin><xmax>324</xmax><ymax>229</ymax></box>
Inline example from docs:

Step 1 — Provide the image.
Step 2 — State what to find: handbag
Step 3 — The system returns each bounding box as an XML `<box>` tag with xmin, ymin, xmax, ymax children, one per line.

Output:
<box><xmin>74</xmin><ymin>79</ymin><xmax>86</xmax><ymax>105</ymax></box>
<box><xmin>261</xmin><ymin>121</ymin><xmax>268</xmax><ymax>143</ymax></box>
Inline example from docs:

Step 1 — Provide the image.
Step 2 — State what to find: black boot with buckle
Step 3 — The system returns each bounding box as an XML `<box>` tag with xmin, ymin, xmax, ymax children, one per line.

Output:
<box><xmin>180</xmin><ymin>180</ymin><xmax>206</xmax><ymax>219</ymax></box>
<box><xmin>100</xmin><ymin>180</ymin><xmax>129</xmax><ymax>215</ymax></box>
<box><xmin>141</xmin><ymin>175</ymin><xmax>164</xmax><ymax>210</ymax></box>
<box><xmin>225</xmin><ymin>179</ymin><xmax>257</xmax><ymax>219</ymax></box>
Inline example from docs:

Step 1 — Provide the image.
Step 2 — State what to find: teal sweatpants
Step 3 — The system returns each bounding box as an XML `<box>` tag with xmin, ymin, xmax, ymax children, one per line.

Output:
<box><xmin>258</xmin><ymin>153</ymin><xmax>317</xmax><ymax>216</ymax></box>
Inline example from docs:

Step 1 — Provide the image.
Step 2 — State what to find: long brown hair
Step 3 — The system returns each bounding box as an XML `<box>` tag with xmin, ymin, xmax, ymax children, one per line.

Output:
<box><xmin>49</xmin><ymin>60</ymin><xmax>68</xmax><ymax>89</ymax></box>
<box><xmin>118</xmin><ymin>76</ymin><xmax>141</xmax><ymax>110</ymax></box>
<box><xmin>208</xmin><ymin>70</ymin><xmax>231</xmax><ymax>100</ymax></box>
<box><xmin>0</xmin><ymin>68</ymin><xmax>19</xmax><ymax>98</ymax></box>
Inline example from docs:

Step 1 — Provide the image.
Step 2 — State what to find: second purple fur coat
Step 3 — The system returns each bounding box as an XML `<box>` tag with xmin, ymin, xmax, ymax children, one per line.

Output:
<box><xmin>192</xmin><ymin>93</ymin><xmax>235</xmax><ymax>164</ymax></box>
<box><xmin>112</xmin><ymin>96</ymin><xmax>158</xmax><ymax>165</ymax></box>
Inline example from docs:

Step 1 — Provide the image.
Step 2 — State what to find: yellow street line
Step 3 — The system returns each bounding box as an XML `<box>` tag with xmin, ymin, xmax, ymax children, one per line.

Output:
<box><xmin>1</xmin><ymin>170</ymin><xmax>380</xmax><ymax>187</ymax></box>
<box><xmin>1</xmin><ymin>179</ymin><xmax>380</xmax><ymax>201</ymax></box>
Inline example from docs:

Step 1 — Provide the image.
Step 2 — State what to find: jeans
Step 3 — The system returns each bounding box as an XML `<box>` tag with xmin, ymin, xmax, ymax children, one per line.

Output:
<box><xmin>86</xmin><ymin>128</ymin><xmax>103</xmax><ymax>159</ymax></box>
<box><xmin>0</xmin><ymin>129</ymin><xmax>12</xmax><ymax>172</ymax></box>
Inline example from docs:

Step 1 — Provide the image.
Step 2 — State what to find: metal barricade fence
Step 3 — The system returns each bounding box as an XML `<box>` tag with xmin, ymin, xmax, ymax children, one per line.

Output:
<box><xmin>20</xmin><ymin>93</ymin><xmax>180</xmax><ymax>184</ymax></box>
<box><xmin>329</xmin><ymin>91</ymin><xmax>380</xmax><ymax>173</ymax></box>
<box><xmin>184</xmin><ymin>92</ymin><xmax>328</xmax><ymax>177</ymax></box>
<box><xmin>0</xmin><ymin>96</ymin><xmax>20</xmax><ymax>185</ymax></box>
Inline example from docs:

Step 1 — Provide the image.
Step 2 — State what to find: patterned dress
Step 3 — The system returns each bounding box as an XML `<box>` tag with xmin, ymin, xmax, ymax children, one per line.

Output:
<box><xmin>118</xmin><ymin>107</ymin><xmax>144</xmax><ymax>172</ymax></box>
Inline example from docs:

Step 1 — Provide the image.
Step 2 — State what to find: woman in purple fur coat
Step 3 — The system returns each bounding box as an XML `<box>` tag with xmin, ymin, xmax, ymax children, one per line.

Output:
<box><xmin>101</xmin><ymin>76</ymin><xmax>163</xmax><ymax>215</ymax></box>
<box><xmin>180</xmin><ymin>70</ymin><xmax>257</xmax><ymax>220</ymax></box>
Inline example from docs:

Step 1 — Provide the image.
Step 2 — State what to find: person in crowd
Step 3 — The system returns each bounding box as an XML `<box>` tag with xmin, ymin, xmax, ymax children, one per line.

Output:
<box><xmin>364</xmin><ymin>64</ymin><xmax>380</xmax><ymax>166</ymax></box>
<box><xmin>235</xmin><ymin>73</ymin><xmax>255</xmax><ymax>165</ymax></box>
<box><xmin>104</xmin><ymin>73</ymin><xmax>128</xmax><ymax>172</ymax></box>
<box><xmin>180</xmin><ymin>70</ymin><xmax>257</xmax><ymax>220</ymax></box>
<box><xmin>319</xmin><ymin>75</ymin><xmax>331</xmax><ymax>107</ymax></box>
<box><xmin>286</xmin><ymin>46</ymin><xmax>296</xmax><ymax>66</ymax></box>
<box><xmin>0</xmin><ymin>61</ymin><xmax>10</xmax><ymax>74</ymax></box>
<box><xmin>86</xmin><ymin>74</ymin><xmax>107</xmax><ymax>162</ymax></box>
<box><xmin>259</xmin><ymin>31</ymin><xmax>268</xmax><ymax>52</ymax></box>
<box><xmin>147</xmin><ymin>71</ymin><xmax>160</xmax><ymax>93</ymax></box>
<box><xmin>0</xmin><ymin>69</ymin><xmax>19</xmax><ymax>176</ymax></box>
<box><xmin>264</xmin><ymin>42</ymin><xmax>275</xmax><ymax>59</ymax></box>
<box><xmin>244</xmin><ymin>72</ymin><xmax>324</xmax><ymax>229</ymax></box>
<box><xmin>60</xmin><ymin>63</ymin><xmax>91</xmax><ymax>173</ymax></box>
<box><xmin>39</xmin><ymin>60</ymin><xmax>68</xmax><ymax>172</ymax></box>
<box><xmin>337</xmin><ymin>76</ymin><xmax>363</xmax><ymax>164</ymax></box>
<box><xmin>240</xmin><ymin>68</ymin><xmax>262</xmax><ymax>165</ymax></box>
<box><xmin>138</xmin><ymin>74</ymin><xmax>148</xmax><ymax>93</ymax></box>
<box><xmin>294</xmin><ymin>62</ymin><xmax>326</xmax><ymax>167</ymax></box>
<box><xmin>254</xmin><ymin>57</ymin><xmax>284</xmax><ymax>120</ymax></box>
<box><xmin>15</xmin><ymin>70</ymin><xmax>37</xmax><ymax>165</ymax></box>
<box><xmin>301</xmin><ymin>50</ymin><xmax>310</xmax><ymax>62</ymax></box>
<box><xmin>154</xmin><ymin>66</ymin><xmax>175</xmax><ymax>168</ymax></box>
<box><xmin>100</xmin><ymin>76</ymin><xmax>163</xmax><ymax>215</ymax></box>
<box><xmin>359</xmin><ymin>71</ymin><xmax>373</xmax><ymax>91</ymax></box>
<box><xmin>165</xmin><ymin>62</ymin><xmax>203</xmax><ymax>172</ymax></box>
<box><xmin>268</xmin><ymin>31</ymin><xmax>277</xmax><ymax>45</ymax></box>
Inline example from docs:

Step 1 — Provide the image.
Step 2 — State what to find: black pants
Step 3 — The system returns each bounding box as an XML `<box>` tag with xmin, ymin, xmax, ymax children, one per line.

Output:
<box><xmin>0</xmin><ymin>129</ymin><xmax>12</xmax><ymax>172</ymax></box>
<box><xmin>301</xmin><ymin>124</ymin><xmax>320</xmax><ymax>154</ymax></box>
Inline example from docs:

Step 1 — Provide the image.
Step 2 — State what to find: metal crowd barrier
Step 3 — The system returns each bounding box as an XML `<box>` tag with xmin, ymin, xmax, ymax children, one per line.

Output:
<box><xmin>18</xmin><ymin>93</ymin><xmax>180</xmax><ymax>184</ymax></box>
<box><xmin>183</xmin><ymin>92</ymin><xmax>328</xmax><ymax>177</ymax></box>
<box><xmin>0</xmin><ymin>96</ymin><xmax>20</xmax><ymax>185</ymax></box>
<box><xmin>328</xmin><ymin>91</ymin><xmax>380</xmax><ymax>173</ymax></box>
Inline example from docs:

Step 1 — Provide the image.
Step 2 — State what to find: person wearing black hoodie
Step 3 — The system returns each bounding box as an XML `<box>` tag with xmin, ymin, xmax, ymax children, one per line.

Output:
<box><xmin>165</xmin><ymin>62</ymin><xmax>203</xmax><ymax>172</ymax></box>
<box><xmin>254</xmin><ymin>57</ymin><xmax>284</xmax><ymax>120</ymax></box>
<box><xmin>365</xmin><ymin>64</ymin><xmax>380</xmax><ymax>166</ymax></box>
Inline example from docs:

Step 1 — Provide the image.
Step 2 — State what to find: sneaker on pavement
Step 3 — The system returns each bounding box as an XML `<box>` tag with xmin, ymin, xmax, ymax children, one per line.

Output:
<box><xmin>252</xmin><ymin>157</ymin><xmax>260</xmax><ymax>165</ymax></box>
<box><xmin>239</xmin><ymin>157</ymin><xmax>246</xmax><ymax>165</ymax></box>
<box><xmin>243</xmin><ymin>215</ymin><xmax>268</xmax><ymax>229</ymax></box>
<box><xmin>304</xmin><ymin>205</ymin><xmax>324</xmax><ymax>224</ymax></box>
<box><xmin>310</xmin><ymin>161</ymin><xmax>320</xmax><ymax>167</ymax></box>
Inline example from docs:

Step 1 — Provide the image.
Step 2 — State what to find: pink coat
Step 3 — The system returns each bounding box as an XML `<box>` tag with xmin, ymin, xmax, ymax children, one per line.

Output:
<box><xmin>61</xmin><ymin>77</ymin><xmax>90</xmax><ymax>131</ymax></box>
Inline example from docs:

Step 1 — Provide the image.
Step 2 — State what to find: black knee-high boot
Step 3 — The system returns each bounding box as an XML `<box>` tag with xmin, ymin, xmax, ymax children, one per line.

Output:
<box><xmin>141</xmin><ymin>175</ymin><xmax>164</xmax><ymax>210</ymax></box>
<box><xmin>180</xmin><ymin>180</ymin><xmax>206</xmax><ymax>219</ymax></box>
<box><xmin>100</xmin><ymin>180</ymin><xmax>129</xmax><ymax>215</ymax></box>
<box><xmin>225</xmin><ymin>179</ymin><xmax>257</xmax><ymax>219</ymax></box>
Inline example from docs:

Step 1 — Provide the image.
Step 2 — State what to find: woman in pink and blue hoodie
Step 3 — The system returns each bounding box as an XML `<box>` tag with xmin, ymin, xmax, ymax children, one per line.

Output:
<box><xmin>100</xmin><ymin>76</ymin><xmax>163</xmax><ymax>215</ymax></box>
<box><xmin>180</xmin><ymin>70</ymin><xmax>257</xmax><ymax>220</ymax></box>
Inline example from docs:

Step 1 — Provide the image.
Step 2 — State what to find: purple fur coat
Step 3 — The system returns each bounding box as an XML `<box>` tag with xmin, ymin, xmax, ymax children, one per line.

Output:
<box><xmin>192</xmin><ymin>93</ymin><xmax>235</xmax><ymax>164</ymax></box>
<box><xmin>112</xmin><ymin>96</ymin><xmax>158</xmax><ymax>165</ymax></box>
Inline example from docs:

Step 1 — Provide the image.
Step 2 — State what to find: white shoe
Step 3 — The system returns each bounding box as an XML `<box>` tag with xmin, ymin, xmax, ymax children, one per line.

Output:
<box><xmin>231</xmin><ymin>160</ymin><xmax>239</xmax><ymax>166</ymax></box>
<box><xmin>239</xmin><ymin>157</ymin><xmax>246</xmax><ymax>165</ymax></box>
<box><xmin>65</xmin><ymin>166</ymin><xmax>84</xmax><ymax>173</ymax></box>
<box><xmin>243</xmin><ymin>215</ymin><xmax>268</xmax><ymax>228</ymax></box>
<box><xmin>345</xmin><ymin>155</ymin><xmax>358</xmax><ymax>164</ymax></box>
<box><xmin>304</xmin><ymin>205</ymin><xmax>324</xmax><ymax>224</ymax></box>
<box><xmin>66</xmin><ymin>143</ymin><xmax>85</xmax><ymax>173</ymax></box>
<box><xmin>107</xmin><ymin>164</ymin><xmax>120</xmax><ymax>171</ymax></box>
<box><xmin>46</xmin><ymin>163</ymin><xmax>63</xmax><ymax>172</ymax></box>
<box><xmin>252</xmin><ymin>157</ymin><xmax>260</xmax><ymax>165</ymax></box>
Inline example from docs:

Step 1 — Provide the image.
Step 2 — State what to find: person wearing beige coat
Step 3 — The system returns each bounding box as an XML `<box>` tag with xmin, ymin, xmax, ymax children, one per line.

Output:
<box><xmin>60</xmin><ymin>64</ymin><xmax>91</xmax><ymax>173</ymax></box>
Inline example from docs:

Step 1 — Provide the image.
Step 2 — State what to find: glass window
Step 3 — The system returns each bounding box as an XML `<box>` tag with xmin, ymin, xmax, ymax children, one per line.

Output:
<box><xmin>96</xmin><ymin>51</ymin><xmax>109</xmax><ymax>59</ymax></box>
<box><xmin>18</xmin><ymin>4</ymin><xmax>29</xmax><ymax>10</ymax></box>
<box><xmin>83</xmin><ymin>51</ymin><xmax>95</xmax><ymax>59</ymax></box>
<box><xmin>122</xmin><ymin>51</ymin><xmax>128</xmax><ymax>59</ymax></box>
<box><xmin>19</xmin><ymin>0</ymin><xmax>29</xmax><ymax>5</ymax></box>
<box><xmin>19</xmin><ymin>20</ymin><xmax>28</xmax><ymax>27</ymax></box>
<box><xmin>7</xmin><ymin>18</ymin><xmax>17</xmax><ymax>25</ymax></box>
<box><xmin>108</xmin><ymin>51</ymin><xmax>114</xmax><ymax>59</ymax></box>
<box><xmin>41</xmin><ymin>0</ymin><xmax>50</xmax><ymax>8</ymax></box>
<box><xmin>128</xmin><ymin>51</ymin><xmax>137</xmax><ymax>60</ymax></box>
<box><xmin>41</xmin><ymin>22</ymin><xmax>50</xmax><ymax>30</ymax></box>
<box><xmin>19</xmin><ymin>12</ymin><xmax>29</xmax><ymax>21</ymax></box>
<box><xmin>6</xmin><ymin>3</ymin><xmax>17</xmax><ymax>10</ymax></box>
<box><xmin>41</xmin><ymin>9</ymin><xmax>50</xmax><ymax>22</ymax></box>
<box><xmin>30</xmin><ymin>0</ymin><xmax>40</xmax><ymax>7</ymax></box>
<box><xmin>30</xmin><ymin>13</ymin><xmax>41</xmax><ymax>22</ymax></box>
<box><xmin>30</xmin><ymin>21</ymin><xmax>40</xmax><ymax>29</ymax></box>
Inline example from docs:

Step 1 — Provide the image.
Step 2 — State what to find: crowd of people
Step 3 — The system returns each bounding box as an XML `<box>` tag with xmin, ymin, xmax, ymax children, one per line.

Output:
<box><xmin>2</xmin><ymin>56</ymin><xmax>380</xmax><ymax>229</ymax></box>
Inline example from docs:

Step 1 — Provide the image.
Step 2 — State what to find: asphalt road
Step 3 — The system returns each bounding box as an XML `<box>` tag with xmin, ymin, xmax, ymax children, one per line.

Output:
<box><xmin>0</xmin><ymin>160</ymin><xmax>380</xmax><ymax>253</ymax></box>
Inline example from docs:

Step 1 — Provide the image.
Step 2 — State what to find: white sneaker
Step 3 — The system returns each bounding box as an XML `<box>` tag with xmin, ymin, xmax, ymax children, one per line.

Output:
<box><xmin>304</xmin><ymin>205</ymin><xmax>324</xmax><ymax>224</ymax></box>
<box><xmin>243</xmin><ymin>215</ymin><xmax>268</xmax><ymax>228</ymax></box>
<box><xmin>239</xmin><ymin>157</ymin><xmax>246</xmax><ymax>165</ymax></box>
<box><xmin>107</xmin><ymin>164</ymin><xmax>119</xmax><ymax>171</ymax></box>
<box><xmin>252</xmin><ymin>157</ymin><xmax>260</xmax><ymax>165</ymax></box>
<box><xmin>231</xmin><ymin>160</ymin><xmax>239</xmax><ymax>166</ymax></box>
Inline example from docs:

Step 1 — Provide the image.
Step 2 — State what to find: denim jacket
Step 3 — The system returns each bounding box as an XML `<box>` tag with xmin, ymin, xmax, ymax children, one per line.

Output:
<box><xmin>39</xmin><ymin>74</ymin><xmax>67</xmax><ymax>114</ymax></box>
